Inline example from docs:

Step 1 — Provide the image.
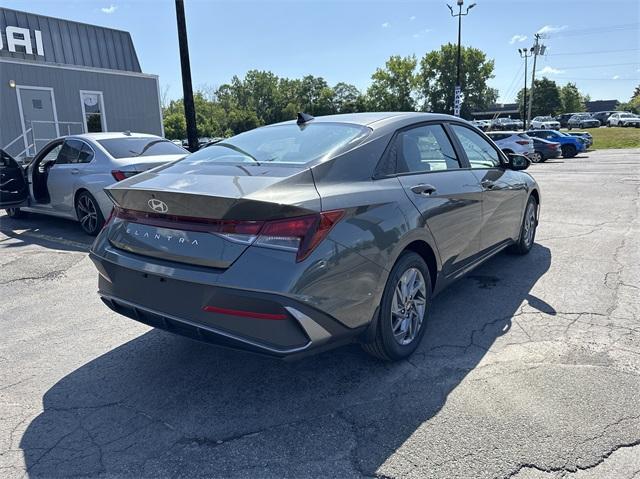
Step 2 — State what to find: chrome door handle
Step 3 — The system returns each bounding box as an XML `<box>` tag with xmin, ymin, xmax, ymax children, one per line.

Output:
<box><xmin>410</xmin><ymin>184</ymin><xmax>437</xmax><ymax>196</ymax></box>
<box><xmin>70</xmin><ymin>168</ymin><xmax>80</xmax><ymax>174</ymax></box>
<box><xmin>481</xmin><ymin>180</ymin><xmax>495</xmax><ymax>190</ymax></box>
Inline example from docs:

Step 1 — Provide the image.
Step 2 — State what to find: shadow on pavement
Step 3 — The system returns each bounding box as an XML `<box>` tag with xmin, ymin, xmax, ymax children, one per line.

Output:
<box><xmin>20</xmin><ymin>245</ymin><xmax>552</xmax><ymax>477</ymax></box>
<box><xmin>0</xmin><ymin>212</ymin><xmax>92</xmax><ymax>252</ymax></box>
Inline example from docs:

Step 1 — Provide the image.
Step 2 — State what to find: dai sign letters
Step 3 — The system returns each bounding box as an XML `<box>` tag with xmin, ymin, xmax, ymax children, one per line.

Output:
<box><xmin>0</xmin><ymin>26</ymin><xmax>45</xmax><ymax>56</ymax></box>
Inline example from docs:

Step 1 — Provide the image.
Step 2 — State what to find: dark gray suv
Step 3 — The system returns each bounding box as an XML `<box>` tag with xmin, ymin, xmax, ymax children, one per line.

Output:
<box><xmin>90</xmin><ymin>113</ymin><xmax>540</xmax><ymax>361</ymax></box>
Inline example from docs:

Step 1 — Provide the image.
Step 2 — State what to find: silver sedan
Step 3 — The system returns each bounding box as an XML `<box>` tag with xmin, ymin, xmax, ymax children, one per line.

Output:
<box><xmin>0</xmin><ymin>132</ymin><xmax>187</xmax><ymax>235</ymax></box>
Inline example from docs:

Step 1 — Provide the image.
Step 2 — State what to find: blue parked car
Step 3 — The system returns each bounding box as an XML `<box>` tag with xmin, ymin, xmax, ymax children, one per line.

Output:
<box><xmin>526</xmin><ymin>130</ymin><xmax>586</xmax><ymax>158</ymax></box>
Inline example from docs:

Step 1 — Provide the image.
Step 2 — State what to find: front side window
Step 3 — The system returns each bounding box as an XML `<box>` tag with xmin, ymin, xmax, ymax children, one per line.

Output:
<box><xmin>396</xmin><ymin>124</ymin><xmax>460</xmax><ymax>174</ymax></box>
<box><xmin>181</xmin><ymin>123</ymin><xmax>370</xmax><ymax>166</ymax></box>
<box><xmin>98</xmin><ymin>137</ymin><xmax>186</xmax><ymax>159</ymax></box>
<box><xmin>450</xmin><ymin>124</ymin><xmax>501</xmax><ymax>169</ymax></box>
<box><xmin>81</xmin><ymin>91</ymin><xmax>106</xmax><ymax>133</ymax></box>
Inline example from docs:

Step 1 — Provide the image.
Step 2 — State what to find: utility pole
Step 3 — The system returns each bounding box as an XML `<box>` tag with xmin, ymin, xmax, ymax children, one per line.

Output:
<box><xmin>527</xmin><ymin>33</ymin><xmax>546</xmax><ymax>128</ymax></box>
<box><xmin>175</xmin><ymin>0</ymin><xmax>198</xmax><ymax>152</ymax></box>
<box><xmin>447</xmin><ymin>0</ymin><xmax>476</xmax><ymax>117</ymax></box>
<box><xmin>518</xmin><ymin>47</ymin><xmax>534</xmax><ymax>130</ymax></box>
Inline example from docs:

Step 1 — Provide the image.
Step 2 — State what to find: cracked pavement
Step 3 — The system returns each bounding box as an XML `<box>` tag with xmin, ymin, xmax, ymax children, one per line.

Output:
<box><xmin>0</xmin><ymin>148</ymin><xmax>639</xmax><ymax>478</ymax></box>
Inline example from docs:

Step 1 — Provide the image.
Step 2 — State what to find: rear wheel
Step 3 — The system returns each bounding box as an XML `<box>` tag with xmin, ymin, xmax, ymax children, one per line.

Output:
<box><xmin>5</xmin><ymin>207</ymin><xmax>27</xmax><ymax>219</ymax></box>
<box><xmin>362</xmin><ymin>252</ymin><xmax>431</xmax><ymax>361</ymax></box>
<box><xmin>561</xmin><ymin>144</ymin><xmax>577</xmax><ymax>158</ymax></box>
<box><xmin>508</xmin><ymin>195</ymin><xmax>538</xmax><ymax>255</ymax></box>
<box><xmin>530</xmin><ymin>152</ymin><xmax>543</xmax><ymax>163</ymax></box>
<box><xmin>75</xmin><ymin>191</ymin><xmax>104</xmax><ymax>236</ymax></box>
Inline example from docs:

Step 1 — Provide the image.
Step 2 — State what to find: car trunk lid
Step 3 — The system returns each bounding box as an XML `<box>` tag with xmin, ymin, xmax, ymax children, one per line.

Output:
<box><xmin>104</xmin><ymin>162</ymin><xmax>321</xmax><ymax>269</ymax></box>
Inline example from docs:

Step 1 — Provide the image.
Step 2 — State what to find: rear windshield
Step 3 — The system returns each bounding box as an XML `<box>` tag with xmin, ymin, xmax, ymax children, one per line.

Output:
<box><xmin>98</xmin><ymin>138</ymin><xmax>187</xmax><ymax>159</ymax></box>
<box><xmin>181</xmin><ymin>123</ymin><xmax>371</xmax><ymax>166</ymax></box>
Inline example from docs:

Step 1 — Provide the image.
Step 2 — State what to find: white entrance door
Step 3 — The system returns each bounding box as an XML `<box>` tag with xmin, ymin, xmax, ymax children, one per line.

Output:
<box><xmin>17</xmin><ymin>87</ymin><xmax>59</xmax><ymax>156</ymax></box>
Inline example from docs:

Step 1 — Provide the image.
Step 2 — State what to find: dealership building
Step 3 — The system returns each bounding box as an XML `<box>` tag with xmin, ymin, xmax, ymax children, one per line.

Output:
<box><xmin>0</xmin><ymin>7</ymin><xmax>163</xmax><ymax>161</ymax></box>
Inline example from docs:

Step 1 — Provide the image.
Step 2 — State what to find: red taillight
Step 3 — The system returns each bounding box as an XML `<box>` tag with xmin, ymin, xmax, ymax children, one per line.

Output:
<box><xmin>202</xmin><ymin>305</ymin><xmax>287</xmax><ymax>321</ymax></box>
<box><xmin>516</xmin><ymin>140</ymin><xmax>531</xmax><ymax>145</ymax></box>
<box><xmin>255</xmin><ymin>210</ymin><xmax>344</xmax><ymax>262</ymax></box>
<box><xmin>111</xmin><ymin>170</ymin><xmax>138</xmax><ymax>182</ymax></box>
<box><xmin>112</xmin><ymin>207</ymin><xmax>344</xmax><ymax>261</ymax></box>
<box><xmin>102</xmin><ymin>207</ymin><xmax>116</xmax><ymax>230</ymax></box>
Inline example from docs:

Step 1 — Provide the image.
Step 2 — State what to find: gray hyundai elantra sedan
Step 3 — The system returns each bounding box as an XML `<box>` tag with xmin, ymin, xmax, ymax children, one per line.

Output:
<box><xmin>90</xmin><ymin>112</ymin><xmax>540</xmax><ymax>361</ymax></box>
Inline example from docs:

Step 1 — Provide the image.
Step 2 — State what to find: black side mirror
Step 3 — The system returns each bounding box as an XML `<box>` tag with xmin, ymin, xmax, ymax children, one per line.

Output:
<box><xmin>506</xmin><ymin>154</ymin><xmax>530</xmax><ymax>171</ymax></box>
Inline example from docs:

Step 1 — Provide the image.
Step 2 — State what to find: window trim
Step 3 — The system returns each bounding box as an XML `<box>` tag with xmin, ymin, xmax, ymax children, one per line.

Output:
<box><xmin>79</xmin><ymin>90</ymin><xmax>107</xmax><ymax>133</ymax></box>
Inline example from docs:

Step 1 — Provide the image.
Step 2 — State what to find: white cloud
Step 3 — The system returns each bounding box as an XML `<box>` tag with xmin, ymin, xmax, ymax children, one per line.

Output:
<box><xmin>537</xmin><ymin>24</ymin><xmax>568</xmax><ymax>34</ymax></box>
<box><xmin>509</xmin><ymin>34</ymin><xmax>528</xmax><ymax>44</ymax></box>
<box><xmin>539</xmin><ymin>66</ymin><xmax>565</xmax><ymax>75</ymax></box>
<box><xmin>612</xmin><ymin>75</ymin><xmax>620</xmax><ymax>80</ymax></box>
<box><xmin>412</xmin><ymin>33</ymin><xmax>420</xmax><ymax>38</ymax></box>
<box><xmin>409</xmin><ymin>16</ymin><xmax>416</xmax><ymax>21</ymax></box>
<box><xmin>382</xmin><ymin>22</ymin><xmax>390</xmax><ymax>28</ymax></box>
<box><xmin>101</xmin><ymin>4</ymin><xmax>117</xmax><ymax>14</ymax></box>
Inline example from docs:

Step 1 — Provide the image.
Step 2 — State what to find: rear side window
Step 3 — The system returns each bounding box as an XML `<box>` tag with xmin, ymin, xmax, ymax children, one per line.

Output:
<box><xmin>450</xmin><ymin>125</ymin><xmax>502</xmax><ymax>169</ymax></box>
<box><xmin>98</xmin><ymin>138</ymin><xmax>186</xmax><ymax>159</ymax></box>
<box><xmin>56</xmin><ymin>139</ymin><xmax>84</xmax><ymax>165</ymax></box>
<box><xmin>77</xmin><ymin>143</ymin><xmax>94</xmax><ymax>164</ymax></box>
<box><xmin>396</xmin><ymin>124</ymin><xmax>460</xmax><ymax>174</ymax></box>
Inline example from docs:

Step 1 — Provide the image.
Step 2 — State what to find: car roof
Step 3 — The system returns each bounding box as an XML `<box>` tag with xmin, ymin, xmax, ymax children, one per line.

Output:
<box><xmin>488</xmin><ymin>131</ymin><xmax>523</xmax><ymax>135</ymax></box>
<box><xmin>62</xmin><ymin>132</ymin><xmax>161</xmax><ymax>141</ymax></box>
<box><xmin>268</xmin><ymin>112</ymin><xmax>457</xmax><ymax>129</ymax></box>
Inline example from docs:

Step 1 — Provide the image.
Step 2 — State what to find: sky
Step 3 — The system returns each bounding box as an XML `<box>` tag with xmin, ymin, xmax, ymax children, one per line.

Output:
<box><xmin>5</xmin><ymin>0</ymin><xmax>640</xmax><ymax>103</ymax></box>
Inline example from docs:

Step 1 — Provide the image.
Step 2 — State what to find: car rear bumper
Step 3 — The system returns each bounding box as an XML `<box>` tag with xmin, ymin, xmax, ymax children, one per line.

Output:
<box><xmin>90</xmin><ymin>249</ymin><xmax>366</xmax><ymax>360</ymax></box>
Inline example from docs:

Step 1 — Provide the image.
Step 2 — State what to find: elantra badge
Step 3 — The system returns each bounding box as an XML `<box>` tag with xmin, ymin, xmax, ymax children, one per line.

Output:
<box><xmin>148</xmin><ymin>199</ymin><xmax>168</xmax><ymax>213</ymax></box>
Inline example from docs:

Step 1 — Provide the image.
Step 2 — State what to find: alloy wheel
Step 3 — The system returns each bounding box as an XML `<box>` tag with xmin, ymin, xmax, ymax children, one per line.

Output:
<box><xmin>391</xmin><ymin>268</ymin><xmax>427</xmax><ymax>346</ymax></box>
<box><xmin>77</xmin><ymin>195</ymin><xmax>98</xmax><ymax>233</ymax></box>
<box><xmin>523</xmin><ymin>202</ymin><xmax>537</xmax><ymax>248</ymax></box>
<box><xmin>531</xmin><ymin>152</ymin><xmax>542</xmax><ymax>163</ymax></box>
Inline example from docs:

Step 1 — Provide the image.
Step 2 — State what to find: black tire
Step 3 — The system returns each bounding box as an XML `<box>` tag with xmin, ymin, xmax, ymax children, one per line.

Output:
<box><xmin>568</xmin><ymin>124</ymin><xmax>573</xmax><ymax>130</ymax></box>
<box><xmin>5</xmin><ymin>207</ymin><xmax>27</xmax><ymax>219</ymax></box>
<box><xmin>508</xmin><ymin>195</ymin><xmax>538</xmax><ymax>255</ymax></box>
<box><xmin>362</xmin><ymin>252</ymin><xmax>432</xmax><ymax>361</ymax></box>
<box><xmin>75</xmin><ymin>191</ymin><xmax>105</xmax><ymax>236</ymax></box>
<box><xmin>561</xmin><ymin>144</ymin><xmax>577</xmax><ymax>158</ymax></box>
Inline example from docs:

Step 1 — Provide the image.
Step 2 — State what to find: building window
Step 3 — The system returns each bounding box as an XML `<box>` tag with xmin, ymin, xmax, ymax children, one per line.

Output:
<box><xmin>80</xmin><ymin>91</ymin><xmax>106</xmax><ymax>133</ymax></box>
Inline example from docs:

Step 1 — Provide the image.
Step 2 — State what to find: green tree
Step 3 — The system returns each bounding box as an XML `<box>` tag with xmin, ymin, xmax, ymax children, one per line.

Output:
<box><xmin>517</xmin><ymin>77</ymin><xmax>562</xmax><ymax>117</ymax></box>
<box><xmin>419</xmin><ymin>43</ymin><xmax>498</xmax><ymax>118</ymax></box>
<box><xmin>560</xmin><ymin>82</ymin><xmax>585</xmax><ymax>113</ymax></box>
<box><xmin>332</xmin><ymin>82</ymin><xmax>363</xmax><ymax>113</ymax></box>
<box><xmin>366</xmin><ymin>55</ymin><xmax>418</xmax><ymax>111</ymax></box>
<box><xmin>618</xmin><ymin>84</ymin><xmax>640</xmax><ymax>113</ymax></box>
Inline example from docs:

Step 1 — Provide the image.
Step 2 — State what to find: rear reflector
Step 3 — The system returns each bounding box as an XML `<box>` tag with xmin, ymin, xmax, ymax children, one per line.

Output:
<box><xmin>202</xmin><ymin>305</ymin><xmax>287</xmax><ymax>320</ymax></box>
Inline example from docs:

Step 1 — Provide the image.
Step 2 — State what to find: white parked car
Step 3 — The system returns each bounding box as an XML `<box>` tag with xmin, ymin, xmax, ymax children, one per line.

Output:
<box><xmin>608</xmin><ymin>112</ymin><xmax>640</xmax><ymax>127</ymax></box>
<box><xmin>530</xmin><ymin>116</ymin><xmax>560</xmax><ymax>130</ymax></box>
<box><xmin>1</xmin><ymin>133</ymin><xmax>188</xmax><ymax>235</ymax></box>
<box><xmin>486</xmin><ymin>131</ymin><xmax>534</xmax><ymax>157</ymax></box>
<box><xmin>470</xmin><ymin>119</ymin><xmax>490</xmax><ymax>131</ymax></box>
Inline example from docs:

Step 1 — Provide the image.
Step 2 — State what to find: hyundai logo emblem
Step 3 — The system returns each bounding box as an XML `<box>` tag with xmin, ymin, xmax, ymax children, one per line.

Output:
<box><xmin>148</xmin><ymin>198</ymin><xmax>168</xmax><ymax>213</ymax></box>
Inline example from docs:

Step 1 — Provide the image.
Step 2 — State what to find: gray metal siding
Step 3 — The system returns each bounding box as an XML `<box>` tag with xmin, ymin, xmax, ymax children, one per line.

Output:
<box><xmin>0</xmin><ymin>62</ymin><xmax>162</xmax><ymax>151</ymax></box>
<box><xmin>0</xmin><ymin>8</ymin><xmax>141</xmax><ymax>72</ymax></box>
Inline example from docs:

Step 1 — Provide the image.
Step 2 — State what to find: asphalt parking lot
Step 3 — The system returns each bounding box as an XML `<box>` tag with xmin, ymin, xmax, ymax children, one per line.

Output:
<box><xmin>1</xmin><ymin>148</ymin><xmax>639</xmax><ymax>479</ymax></box>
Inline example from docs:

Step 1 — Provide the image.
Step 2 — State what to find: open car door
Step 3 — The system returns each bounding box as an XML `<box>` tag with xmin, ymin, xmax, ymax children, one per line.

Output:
<box><xmin>0</xmin><ymin>149</ymin><xmax>29</xmax><ymax>208</ymax></box>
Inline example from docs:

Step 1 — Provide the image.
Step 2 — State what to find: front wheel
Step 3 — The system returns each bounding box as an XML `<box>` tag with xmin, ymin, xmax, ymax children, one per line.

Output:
<box><xmin>5</xmin><ymin>207</ymin><xmax>27</xmax><ymax>219</ymax></box>
<box><xmin>508</xmin><ymin>195</ymin><xmax>538</xmax><ymax>255</ymax></box>
<box><xmin>362</xmin><ymin>252</ymin><xmax>432</xmax><ymax>361</ymax></box>
<box><xmin>75</xmin><ymin>191</ymin><xmax>105</xmax><ymax>236</ymax></box>
<box><xmin>561</xmin><ymin>144</ymin><xmax>577</xmax><ymax>158</ymax></box>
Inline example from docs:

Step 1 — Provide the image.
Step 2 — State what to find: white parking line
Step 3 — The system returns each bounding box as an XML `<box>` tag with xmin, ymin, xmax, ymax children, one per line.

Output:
<box><xmin>0</xmin><ymin>229</ymin><xmax>91</xmax><ymax>251</ymax></box>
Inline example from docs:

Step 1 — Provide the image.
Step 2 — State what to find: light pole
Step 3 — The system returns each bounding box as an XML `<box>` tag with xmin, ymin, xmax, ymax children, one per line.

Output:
<box><xmin>518</xmin><ymin>47</ymin><xmax>534</xmax><ymax>131</ymax></box>
<box><xmin>447</xmin><ymin>0</ymin><xmax>476</xmax><ymax>117</ymax></box>
<box><xmin>175</xmin><ymin>0</ymin><xmax>198</xmax><ymax>152</ymax></box>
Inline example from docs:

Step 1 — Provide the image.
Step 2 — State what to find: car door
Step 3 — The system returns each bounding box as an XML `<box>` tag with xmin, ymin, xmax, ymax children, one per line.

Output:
<box><xmin>0</xmin><ymin>149</ymin><xmax>29</xmax><ymax>208</ymax></box>
<box><xmin>449</xmin><ymin>124</ymin><xmax>527</xmax><ymax>253</ymax></box>
<box><xmin>390</xmin><ymin>123</ymin><xmax>484</xmax><ymax>277</ymax></box>
<box><xmin>47</xmin><ymin>139</ymin><xmax>94</xmax><ymax>213</ymax></box>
